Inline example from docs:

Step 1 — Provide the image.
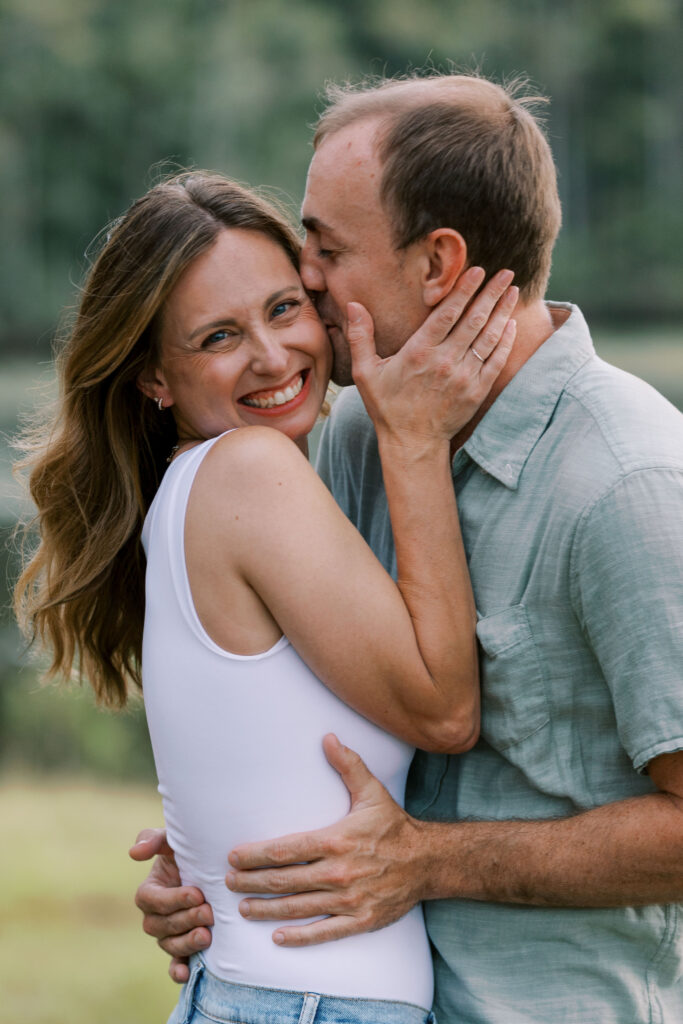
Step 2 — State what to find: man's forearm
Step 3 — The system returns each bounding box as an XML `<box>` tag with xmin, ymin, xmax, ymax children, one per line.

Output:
<box><xmin>418</xmin><ymin>791</ymin><xmax>683</xmax><ymax>907</ymax></box>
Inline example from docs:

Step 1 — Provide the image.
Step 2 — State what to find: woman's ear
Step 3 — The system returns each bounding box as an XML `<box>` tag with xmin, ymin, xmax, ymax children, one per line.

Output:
<box><xmin>136</xmin><ymin>364</ymin><xmax>174</xmax><ymax>409</ymax></box>
<box><xmin>420</xmin><ymin>229</ymin><xmax>468</xmax><ymax>307</ymax></box>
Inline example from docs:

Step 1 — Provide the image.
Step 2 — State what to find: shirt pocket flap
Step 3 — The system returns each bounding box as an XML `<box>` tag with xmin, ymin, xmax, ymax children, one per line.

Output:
<box><xmin>476</xmin><ymin>604</ymin><xmax>549</xmax><ymax>751</ymax></box>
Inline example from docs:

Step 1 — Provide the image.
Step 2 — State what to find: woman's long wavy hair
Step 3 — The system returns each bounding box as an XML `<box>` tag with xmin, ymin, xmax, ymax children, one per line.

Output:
<box><xmin>14</xmin><ymin>172</ymin><xmax>302</xmax><ymax>707</ymax></box>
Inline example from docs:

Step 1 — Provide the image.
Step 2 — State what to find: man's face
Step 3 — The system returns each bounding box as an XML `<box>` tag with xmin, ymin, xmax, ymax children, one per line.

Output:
<box><xmin>300</xmin><ymin>119</ymin><xmax>428</xmax><ymax>385</ymax></box>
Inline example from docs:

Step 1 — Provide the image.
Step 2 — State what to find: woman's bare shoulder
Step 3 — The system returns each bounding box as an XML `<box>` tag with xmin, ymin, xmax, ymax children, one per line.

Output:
<box><xmin>206</xmin><ymin>425</ymin><xmax>309</xmax><ymax>472</ymax></box>
<box><xmin>191</xmin><ymin>427</ymin><xmax>317</xmax><ymax>515</ymax></box>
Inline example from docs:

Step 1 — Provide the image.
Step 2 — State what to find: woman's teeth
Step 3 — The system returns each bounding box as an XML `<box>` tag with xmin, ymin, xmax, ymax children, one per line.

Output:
<box><xmin>242</xmin><ymin>373</ymin><xmax>304</xmax><ymax>409</ymax></box>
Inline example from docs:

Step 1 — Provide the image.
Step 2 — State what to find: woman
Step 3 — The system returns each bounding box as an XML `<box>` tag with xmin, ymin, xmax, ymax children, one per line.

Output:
<box><xmin>15</xmin><ymin>172</ymin><xmax>515</xmax><ymax>1024</ymax></box>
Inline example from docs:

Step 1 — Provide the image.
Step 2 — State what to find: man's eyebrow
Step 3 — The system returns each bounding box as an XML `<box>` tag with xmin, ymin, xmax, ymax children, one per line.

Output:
<box><xmin>301</xmin><ymin>215</ymin><xmax>334</xmax><ymax>235</ymax></box>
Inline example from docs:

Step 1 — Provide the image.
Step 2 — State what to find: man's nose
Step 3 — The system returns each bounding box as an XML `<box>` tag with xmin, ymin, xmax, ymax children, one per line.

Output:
<box><xmin>299</xmin><ymin>241</ymin><xmax>325</xmax><ymax>294</ymax></box>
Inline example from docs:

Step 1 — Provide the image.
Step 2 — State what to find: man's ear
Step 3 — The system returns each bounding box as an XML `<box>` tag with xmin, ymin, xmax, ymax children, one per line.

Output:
<box><xmin>420</xmin><ymin>229</ymin><xmax>468</xmax><ymax>307</ymax></box>
<box><xmin>136</xmin><ymin>363</ymin><xmax>174</xmax><ymax>409</ymax></box>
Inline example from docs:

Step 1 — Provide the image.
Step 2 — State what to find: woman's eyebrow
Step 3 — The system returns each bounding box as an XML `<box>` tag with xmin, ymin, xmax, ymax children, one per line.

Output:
<box><xmin>187</xmin><ymin>289</ymin><xmax>299</xmax><ymax>341</ymax></box>
<box><xmin>188</xmin><ymin>317</ymin><xmax>237</xmax><ymax>341</ymax></box>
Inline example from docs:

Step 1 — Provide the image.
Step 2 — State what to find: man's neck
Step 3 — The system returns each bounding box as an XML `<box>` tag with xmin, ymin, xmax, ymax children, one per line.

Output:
<box><xmin>450</xmin><ymin>298</ymin><xmax>568</xmax><ymax>456</ymax></box>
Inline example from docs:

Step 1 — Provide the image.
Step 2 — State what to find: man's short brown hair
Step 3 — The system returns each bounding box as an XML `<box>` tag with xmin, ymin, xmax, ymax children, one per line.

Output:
<box><xmin>314</xmin><ymin>74</ymin><xmax>562</xmax><ymax>301</ymax></box>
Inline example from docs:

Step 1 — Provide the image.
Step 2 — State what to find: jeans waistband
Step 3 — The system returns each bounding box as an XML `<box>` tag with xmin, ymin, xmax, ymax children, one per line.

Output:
<box><xmin>178</xmin><ymin>955</ymin><xmax>435</xmax><ymax>1024</ymax></box>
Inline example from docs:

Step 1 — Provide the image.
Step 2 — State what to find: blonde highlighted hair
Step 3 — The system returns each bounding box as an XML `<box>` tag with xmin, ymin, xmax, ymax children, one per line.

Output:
<box><xmin>14</xmin><ymin>172</ymin><xmax>301</xmax><ymax>707</ymax></box>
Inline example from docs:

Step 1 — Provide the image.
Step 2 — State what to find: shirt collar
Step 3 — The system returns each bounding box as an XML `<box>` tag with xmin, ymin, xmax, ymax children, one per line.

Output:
<box><xmin>454</xmin><ymin>303</ymin><xmax>595</xmax><ymax>489</ymax></box>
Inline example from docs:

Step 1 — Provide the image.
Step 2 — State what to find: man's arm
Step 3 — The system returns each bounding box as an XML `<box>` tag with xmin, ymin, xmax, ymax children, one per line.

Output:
<box><xmin>224</xmin><ymin>739</ymin><xmax>683</xmax><ymax>947</ymax></box>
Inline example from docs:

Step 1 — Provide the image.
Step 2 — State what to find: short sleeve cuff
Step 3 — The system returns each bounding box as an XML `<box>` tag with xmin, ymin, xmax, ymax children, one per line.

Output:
<box><xmin>632</xmin><ymin>736</ymin><xmax>683</xmax><ymax>774</ymax></box>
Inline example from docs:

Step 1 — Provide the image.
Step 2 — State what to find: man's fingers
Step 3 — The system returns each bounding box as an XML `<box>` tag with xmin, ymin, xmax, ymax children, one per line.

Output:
<box><xmin>135</xmin><ymin>880</ymin><xmax>206</xmax><ymax>916</ymax></box>
<box><xmin>142</xmin><ymin>903</ymin><xmax>214</xmax><ymax>940</ymax></box>
<box><xmin>322</xmin><ymin>733</ymin><xmax>383</xmax><ymax>807</ymax></box>
<box><xmin>238</xmin><ymin>891</ymin><xmax>346</xmax><ymax>921</ymax></box>
<box><xmin>227</xmin><ymin>859</ymin><xmax>333</xmax><ymax>895</ymax></box>
<box><xmin>158</xmin><ymin>927</ymin><xmax>212</xmax><ymax>960</ymax></box>
<box><xmin>271</xmin><ymin>915</ymin><xmax>364</xmax><ymax>948</ymax></box>
<box><xmin>229</xmin><ymin>828</ymin><xmax>327</xmax><ymax>871</ymax></box>
<box><xmin>169</xmin><ymin>958</ymin><xmax>191</xmax><ymax>985</ymax></box>
<box><xmin>129</xmin><ymin>827</ymin><xmax>174</xmax><ymax>861</ymax></box>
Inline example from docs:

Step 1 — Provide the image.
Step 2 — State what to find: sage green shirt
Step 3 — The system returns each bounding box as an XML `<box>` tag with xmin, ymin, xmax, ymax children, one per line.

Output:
<box><xmin>316</xmin><ymin>305</ymin><xmax>683</xmax><ymax>1024</ymax></box>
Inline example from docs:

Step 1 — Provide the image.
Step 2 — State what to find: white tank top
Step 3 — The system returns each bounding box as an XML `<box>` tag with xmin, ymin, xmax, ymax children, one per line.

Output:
<box><xmin>141</xmin><ymin>433</ymin><xmax>433</xmax><ymax>1007</ymax></box>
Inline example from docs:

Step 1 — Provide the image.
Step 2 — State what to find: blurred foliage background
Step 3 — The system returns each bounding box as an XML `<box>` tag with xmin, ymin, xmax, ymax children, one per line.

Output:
<box><xmin>0</xmin><ymin>0</ymin><xmax>681</xmax><ymax>1021</ymax></box>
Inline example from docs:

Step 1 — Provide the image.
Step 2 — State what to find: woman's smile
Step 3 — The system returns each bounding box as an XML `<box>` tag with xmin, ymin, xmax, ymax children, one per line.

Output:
<box><xmin>240</xmin><ymin>369</ymin><xmax>309</xmax><ymax>411</ymax></box>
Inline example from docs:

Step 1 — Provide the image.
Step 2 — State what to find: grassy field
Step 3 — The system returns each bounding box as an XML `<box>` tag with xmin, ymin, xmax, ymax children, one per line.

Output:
<box><xmin>0</xmin><ymin>777</ymin><xmax>179</xmax><ymax>1024</ymax></box>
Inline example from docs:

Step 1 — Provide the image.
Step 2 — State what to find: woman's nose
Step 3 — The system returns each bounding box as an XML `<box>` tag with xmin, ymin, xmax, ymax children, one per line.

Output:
<box><xmin>249</xmin><ymin>333</ymin><xmax>290</xmax><ymax>376</ymax></box>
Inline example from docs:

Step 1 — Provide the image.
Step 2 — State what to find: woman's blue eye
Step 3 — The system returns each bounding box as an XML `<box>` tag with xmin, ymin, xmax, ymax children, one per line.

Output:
<box><xmin>203</xmin><ymin>330</ymin><xmax>232</xmax><ymax>347</ymax></box>
<box><xmin>272</xmin><ymin>301</ymin><xmax>297</xmax><ymax>318</ymax></box>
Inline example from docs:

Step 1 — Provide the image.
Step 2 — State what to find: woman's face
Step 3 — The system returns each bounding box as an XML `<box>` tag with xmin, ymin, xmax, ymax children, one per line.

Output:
<box><xmin>150</xmin><ymin>228</ymin><xmax>332</xmax><ymax>445</ymax></box>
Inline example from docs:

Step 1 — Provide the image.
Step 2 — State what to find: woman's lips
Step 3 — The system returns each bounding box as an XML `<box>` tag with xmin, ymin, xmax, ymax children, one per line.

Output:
<box><xmin>239</xmin><ymin>369</ymin><xmax>311</xmax><ymax>414</ymax></box>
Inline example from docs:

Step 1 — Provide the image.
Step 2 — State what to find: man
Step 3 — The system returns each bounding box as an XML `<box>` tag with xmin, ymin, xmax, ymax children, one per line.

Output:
<box><xmin>132</xmin><ymin>73</ymin><xmax>683</xmax><ymax>1022</ymax></box>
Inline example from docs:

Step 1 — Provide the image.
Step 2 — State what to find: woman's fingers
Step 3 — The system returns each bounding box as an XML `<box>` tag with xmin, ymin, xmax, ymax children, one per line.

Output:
<box><xmin>478</xmin><ymin>317</ymin><xmax>517</xmax><ymax>384</ymax></box>
<box><xmin>410</xmin><ymin>266</ymin><xmax>486</xmax><ymax>349</ymax></box>
<box><xmin>467</xmin><ymin>283</ymin><xmax>519</xmax><ymax>366</ymax></box>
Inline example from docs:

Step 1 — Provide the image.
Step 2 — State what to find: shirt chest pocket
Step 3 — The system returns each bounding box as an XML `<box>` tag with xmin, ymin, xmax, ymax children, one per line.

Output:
<box><xmin>476</xmin><ymin>604</ymin><xmax>549</xmax><ymax>751</ymax></box>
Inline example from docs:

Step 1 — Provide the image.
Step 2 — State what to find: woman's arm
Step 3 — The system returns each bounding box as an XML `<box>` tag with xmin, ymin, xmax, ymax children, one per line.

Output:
<box><xmin>187</xmin><ymin>273</ymin><xmax>515</xmax><ymax>752</ymax></box>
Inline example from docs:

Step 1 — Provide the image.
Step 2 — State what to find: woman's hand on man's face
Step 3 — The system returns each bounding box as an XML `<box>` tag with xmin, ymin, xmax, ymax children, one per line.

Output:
<box><xmin>347</xmin><ymin>267</ymin><xmax>518</xmax><ymax>452</ymax></box>
<box><xmin>129</xmin><ymin>827</ymin><xmax>214</xmax><ymax>983</ymax></box>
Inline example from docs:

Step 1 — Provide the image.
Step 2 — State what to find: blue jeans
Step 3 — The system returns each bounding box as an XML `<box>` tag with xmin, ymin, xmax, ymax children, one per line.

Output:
<box><xmin>167</xmin><ymin>955</ymin><xmax>437</xmax><ymax>1024</ymax></box>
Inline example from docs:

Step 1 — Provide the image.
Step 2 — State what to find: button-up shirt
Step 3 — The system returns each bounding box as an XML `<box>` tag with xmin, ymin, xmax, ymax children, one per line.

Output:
<box><xmin>316</xmin><ymin>304</ymin><xmax>683</xmax><ymax>1024</ymax></box>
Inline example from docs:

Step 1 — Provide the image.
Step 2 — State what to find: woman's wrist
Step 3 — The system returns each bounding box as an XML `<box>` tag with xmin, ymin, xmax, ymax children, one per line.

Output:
<box><xmin>376</xmin><ymin>429</ymin><xmax>451</xmax><ymax>469</ymax></box>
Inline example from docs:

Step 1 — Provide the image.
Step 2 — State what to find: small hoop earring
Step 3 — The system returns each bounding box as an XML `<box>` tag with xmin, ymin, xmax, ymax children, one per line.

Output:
<box><xmin>156</xmin><ymin>397</ymin><xmax>164</xmax><ymax>412</ymax></box>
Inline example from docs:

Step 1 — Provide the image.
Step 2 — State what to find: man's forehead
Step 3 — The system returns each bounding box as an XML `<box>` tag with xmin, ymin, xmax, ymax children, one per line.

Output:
<box><xmin>302</xmin><ymin>120</ymin><xmax>385</xmax><ymax>228</ymax></box>
<box><xmin>312</xmin><ymin>117</ymin><xmax>383</xmax><ymax>172</ymax></box>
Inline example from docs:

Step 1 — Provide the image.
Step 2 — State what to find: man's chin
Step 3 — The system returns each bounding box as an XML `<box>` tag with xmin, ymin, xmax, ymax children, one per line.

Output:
<box><xmin>327</xmin><ymin>326</ymin><xmax>354</xmax><ymax>388</ymax></box>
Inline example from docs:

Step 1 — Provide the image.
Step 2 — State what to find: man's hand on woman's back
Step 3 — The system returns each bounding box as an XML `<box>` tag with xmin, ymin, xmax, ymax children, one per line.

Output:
<box><xmin>129</xmin><ymin>828</ymin><xmax>214</xmax><ymax>983</ymax></box>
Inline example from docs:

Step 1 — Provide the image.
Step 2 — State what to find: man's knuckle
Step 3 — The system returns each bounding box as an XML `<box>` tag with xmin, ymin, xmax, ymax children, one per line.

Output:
<box><xmin>321</xmin><ymin>835</ymin><xmax>345</xmax><ymax>857</ymax></box>
<box><xmin>270</xmin><ymin>841</ymin><xmax>293</xmax><ymax>864</ymax></box>
<box><xmin>272</xmin><ymin>872</ymin><xmax>293</xmax><ymax>893</ymax></box>
<box><xmin>328</xmin><ymin>864</ymin><xmax>351</xmax><ymax>887</ymax></box>
<box><xmin>337</xmin><ymin>889</ymin><xmax>358</xmax><ymax>911</ymax></box>
<box><xmin>357</xmin><ymin>909</ymin><xmax>377</xmax><ymax>931</ymax></box>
